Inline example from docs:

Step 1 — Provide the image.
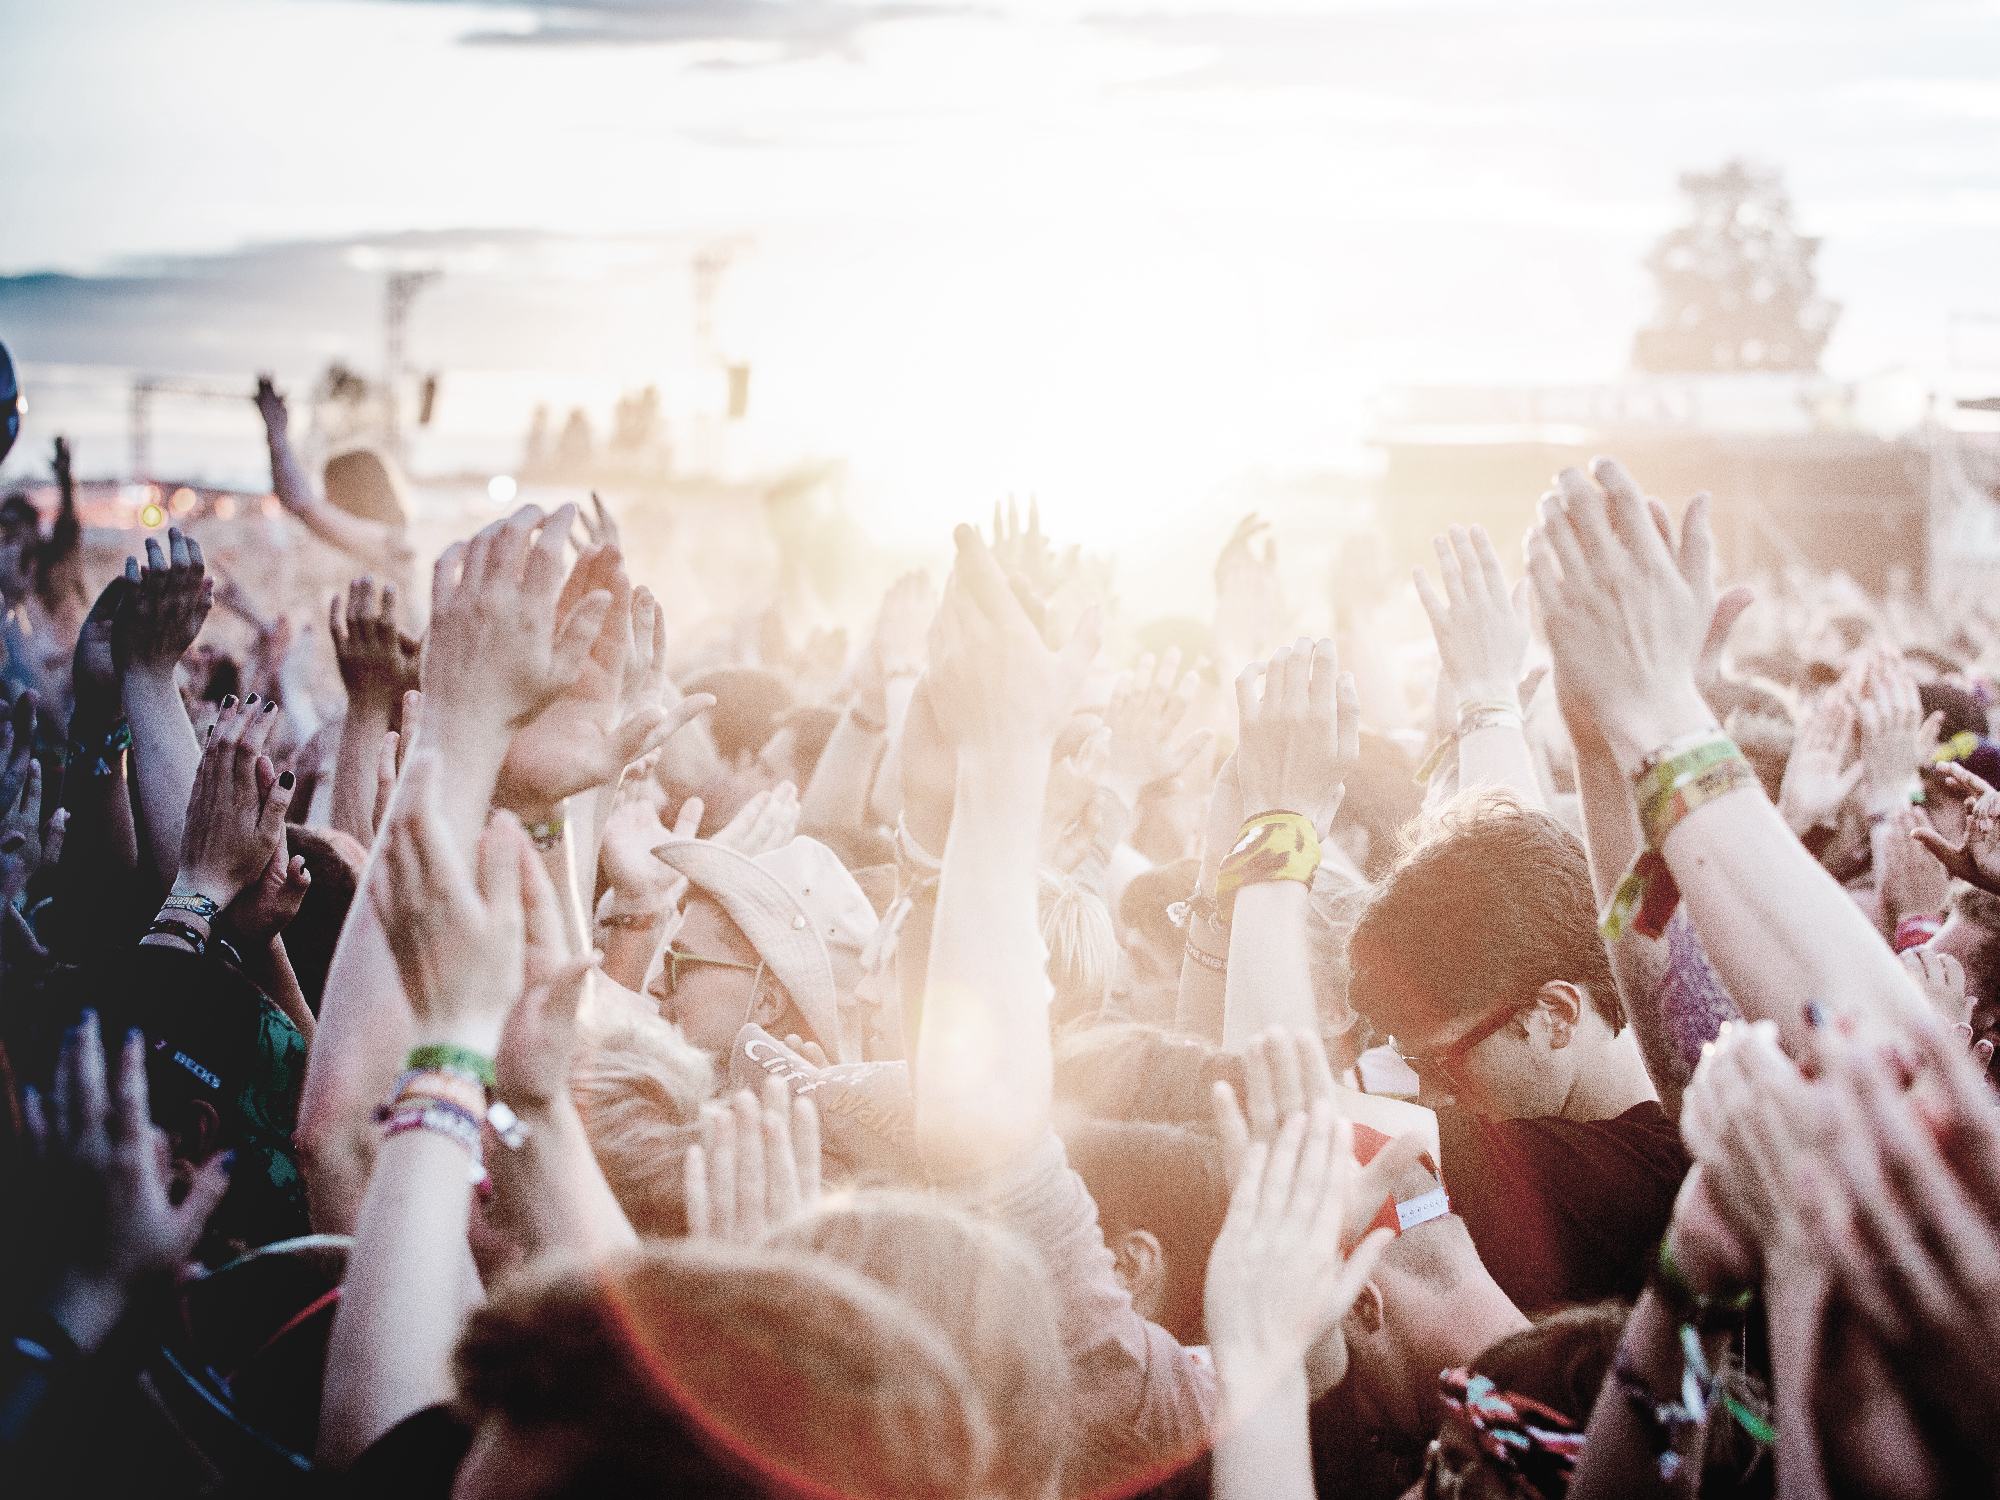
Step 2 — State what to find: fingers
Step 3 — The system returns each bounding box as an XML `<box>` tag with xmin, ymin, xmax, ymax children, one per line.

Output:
<box><xmin>672</xmin><ymin>797</ymin><xmax>704</xmax><ymax>840</ymax></box>
<box><xmin>950</xmin><ymin>523</ymin><xmax>1020</xmax><ymax>627</ymax></box>
<box><xmin>732</xmin><ymin>1088</ymin><xmax>768</xmax><ymax>1243</ymax></box>
<box><xmin>1212</xmin><ymin>1079</ymin><xmax>1250</xmax><ymax>1185</ymax></box>
<box><xmin>684</xmin><ymin>1142</ymin><xmax>712</xmax><ymax>1238</ymax></box>
<box><xmin>74</xmin><ymin>1011</ymin><xmax>108</xmax><ymax>1156</ymax></box>
<box><xmin>171</xmin><ymin>1149</ymin><xmax>235</xmax><ymax>1251</ymax></box>
<box><xmin>761</xmin><ymin>1076</ymin><xmax>802</xmax><ymax>1219</ymax></box>
<box><xmin>549</xmin><ymin>590</ymin><xmax>614</xmax><ymax>689</ymax></box>
<box><xmin>1234</xmin><ymin>660</ymin><xmax>1266</xmax><ymax>726</ymax></box>
<box><xmin>792</xmin><ymin>1093</ymin><xmax>822</xmax><ymax>1207</ymax></box>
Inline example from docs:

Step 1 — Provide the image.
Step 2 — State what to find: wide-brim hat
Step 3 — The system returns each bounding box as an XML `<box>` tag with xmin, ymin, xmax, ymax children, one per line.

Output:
<box><xmin>652</xmin><ymin>836</ymin><xmax>845</xmax><ymax>1064</ymax></box>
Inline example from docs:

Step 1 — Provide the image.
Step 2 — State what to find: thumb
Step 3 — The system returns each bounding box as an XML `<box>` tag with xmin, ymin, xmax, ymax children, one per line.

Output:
<box><xmin>607</xmin><ymin>706</ymin><xmax>670</xmax><ymax>770</ymax></box>
<box><xmin>673</xmin><ymin>797</ymin><xmax>704</xmax><ymax>840</ymax></box>
<box><xmin>1912</xmin><ymin>825</ymin><xmax>1973</xmax><ymax>880</ymax></box>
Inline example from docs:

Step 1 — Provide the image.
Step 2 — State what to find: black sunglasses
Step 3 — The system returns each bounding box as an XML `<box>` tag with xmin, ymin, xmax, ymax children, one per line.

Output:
<box><xmin>1397</xmin><ymin>1000</ymin><xmax>1533</xmax><ymax>1096</ymax></box>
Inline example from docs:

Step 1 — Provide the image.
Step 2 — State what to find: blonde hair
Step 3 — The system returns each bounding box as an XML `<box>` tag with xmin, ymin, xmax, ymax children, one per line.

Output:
<box><xmin>1039</xmin><ymin>867</ymin><xmax>1115</xmax><ymax>1029</ymax></box>
<box><xmin>460</xmin><ymin>1240</ymin><xmax>993</xmax><ymax>1500</ymax></box>
<box><xmin>770</xmin><ymin>1191</ymin><xmax>1074</xmax><ymax>1500</ymax></box>
<box><xmin>570</xmin><ymin>1007</ymin><xmax>714</xmax><ymax>1236</ymax></box>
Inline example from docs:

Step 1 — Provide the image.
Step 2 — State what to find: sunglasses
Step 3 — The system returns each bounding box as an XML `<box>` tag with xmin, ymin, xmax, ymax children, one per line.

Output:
<box><xmin>1396</xmin><ymin>1000</ymin><xmax>1533</xmax><ymax>1096</ymax></box>
<box><xmin>662</xmin><ymin>945</ymin><xmax>764</xmax><ymax>996</ymax></box>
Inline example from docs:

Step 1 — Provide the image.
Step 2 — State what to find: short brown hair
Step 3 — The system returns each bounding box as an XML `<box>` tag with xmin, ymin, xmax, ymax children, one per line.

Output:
<box><xmin>457</xmin><ymin>1241</ymin><xmax>992</xmax><ymax>1500</ymax></box>
<box><xmin>1347</xmin><ymin>789</ymin><xmax>1622</xmax><ymax>1039</ymax></box>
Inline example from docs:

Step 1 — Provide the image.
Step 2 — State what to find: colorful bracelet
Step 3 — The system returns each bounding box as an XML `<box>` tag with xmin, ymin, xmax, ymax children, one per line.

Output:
<box><xmin>1603</xmin><ymin>733</ymin><xmax>1756</xmax><ymax>942</ymax></box>
<box><xmin>1215</xmin><ymin>811</ymin><xmax>1321</xmax><ymax>918</ymax></box>
<box><xmin>162</xmin><ymin>891</ymin><xmax>223</xmax><ymax>922</ymax></box>
<box><xmin>524</xmin><ymin>816</ymin><xmax>565</xmax><ymax>853</ymax></box>
<box><xmin>405</xmin><ymin>1042</ymin><xmax>497</xmax><ymax>1090</ymax></box>
<box><xmin>388</xmin><ymin>1069</ymin><xmax>488</xmax><ymax>1120</ymax></box>
<box><xmin>382</xmin><ymin>1102</ymin><xmax>493</xmax><ymax>1196</ymax></box>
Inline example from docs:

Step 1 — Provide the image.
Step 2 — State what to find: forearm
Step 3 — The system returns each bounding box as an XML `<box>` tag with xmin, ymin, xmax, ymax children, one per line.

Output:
<box><xmin>330</xmin><ymin>697</ymin><xmax>394</xmax><ymax>846</ymax></box>
<box><xmin>1571</xmin><ymin>1291</ymin><xmax>1702</xmax><ymax>1500</ymax></box>
<box><xmin>799</xmin><ymin>711</ymin><xmax>885</xmax><ymax>840</ymax></box>
<box><xmin>918</xmin><ymin>746</ymin><xmax>1052</xmax><ymax>1179</ymax></box>
<box><xmin>1210</xmin><ymin>1363</ymin><xmax>1316</xmax><ymax>1500</ymax></box>
<box><xmin>1455</xmin><ymin>722</ymin><xmax>1546</xmax><ymax>808</ymax></box>
<box><xmin>1222</xmin><ymin>882</ymin><xmax>1315</xmax><ymax>1048</ymax></box>
<box><xmin>120</xmin><ymin>670</ymin><xmax>202</xmax><ymax>890</ymax></box>
<box><xmin>1665</xmin><ymin>788</ymin><xmax>1921</xmax><ymax>1055</ymax></box>
<box><xmin>487</xmin><ymin>1097</ymin><xmax>639</xmax><ymax>1261</ymax></box>
<box><xmin>1763</xmin><ymin>1256</ymin><xmax>1831</xmax><ymax>1500</ymax></box>
<box><xmin>317</xmin><ymin>1130</ymin><xmax>480</xmax><ymax>1468</ymax></box>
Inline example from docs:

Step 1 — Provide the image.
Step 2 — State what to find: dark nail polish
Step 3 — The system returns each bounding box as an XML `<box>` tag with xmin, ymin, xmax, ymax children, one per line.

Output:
<box><xmin>263</xmin><ymin>700</ymin><xmax>278</xmax><ymax>714</ymax></box>
<box><xmin>1803</xmin><ymin>1001</ymin><xmax>1826</xmax><ymax>1029</ymax></box>
<box><xmin>220</xmin><ymin>1150</ymin><xmax>238</xmax><ymax>1176</ymax></box>
<box><xmin>221</xmin><ymin>695</ymin><xmax>236</xmax><ymax>710</ymax></box>
<box><xmin>278</xmin><ymin>770</ymin><xmax>294</xmax><ymax>790</ymax></box>
<box><xmin>244</xmin><ymin>694</ymin><xmax>258</xmax><ymax>706</ymax></box>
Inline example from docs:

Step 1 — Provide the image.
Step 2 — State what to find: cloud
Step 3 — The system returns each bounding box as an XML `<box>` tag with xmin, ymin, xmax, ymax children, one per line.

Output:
<box><xmin>372</xmin><ymin>0</ymin><xmax>954</xmax><ymax>56</ymax></box>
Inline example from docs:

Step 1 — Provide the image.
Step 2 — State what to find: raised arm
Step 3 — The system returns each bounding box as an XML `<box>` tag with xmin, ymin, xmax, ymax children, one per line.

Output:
<box><xmin>1222</xmin><ymin>637</ymin><xmax>1357</xmax><ymax>1049</ymax></box>
<box><xmin>327</xmin><ymin>576</ymin><xmax>421</xmax><ymax>846</ymax></box>
<box><xmin>801</xmin><ymin>570</ymin><xmax>931</xmax><ymax>844</ymax></box>
<box><xmin>916</xmin><ymin>525</ymin><xmax>1096</xmax><ymax>1179</ymax></box>
<box><xmin>254</xmin><ymin>376</ymin><xmax>412</xmax><ymax>576</ymax></box>
<box><xmin>113</xmin><ymin>529</ymin><xmax>210</xmax><ymax>892</ymax></box>
<box><xmin>1415</xmin><ymin>524</ymin><xmax>1543</xmax><ymax>806</ymax></box>
<box><xmin>53</xmin><ymin>585</ymin><xmax>138</xmax><ymax>950</ymax></box>
<box><xmin>1527</xmin><ymin>459</ymin><xmax>1922</xmax><ymax>1060</ymax></box>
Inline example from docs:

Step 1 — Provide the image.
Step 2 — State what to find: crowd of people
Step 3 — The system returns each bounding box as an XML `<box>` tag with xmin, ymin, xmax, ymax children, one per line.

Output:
<box><xmin>0</xmin><ymin>357</ymin><xmax>1997</xmax><ymax>1500</ymax></box>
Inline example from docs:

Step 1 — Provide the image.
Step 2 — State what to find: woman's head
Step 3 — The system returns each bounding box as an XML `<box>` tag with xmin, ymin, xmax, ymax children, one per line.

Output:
<box><xmin>769</xmin><ymin>1192</ymin><xmax>1072</xmax><ymax>1500</ymax></box>
<box><xmin>454</xmin><ymin>1241</ymin><xmax>992</xmax><ymax>1500</ymax></box>
<box><xmin>570</xmin><ymin>1008</ymin><xmax>715</xmax><ymax>1236</ymax></box>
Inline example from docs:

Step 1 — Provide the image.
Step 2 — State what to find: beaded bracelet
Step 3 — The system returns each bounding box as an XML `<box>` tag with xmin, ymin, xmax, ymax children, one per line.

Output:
<box><xmin>386</xmin><ymin>1068</ymin><xmax>488</xmax><ymax>1120</ymax></box>
<box><xmin>382</xmin><ymin>1101</ymin><xmax>493</xmax><ymax>1197</ymax></box>
<box><xmin>1215</xmin><ymin>811</ymin><xmax>1321</xmax><ymax>919</ymax></box>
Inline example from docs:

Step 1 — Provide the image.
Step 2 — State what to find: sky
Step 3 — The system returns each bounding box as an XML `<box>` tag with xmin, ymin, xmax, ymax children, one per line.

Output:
<box><xmin>4</xmin><ymin>0</ymin><xmax>2000</xmax><ymax>583</ymax></box>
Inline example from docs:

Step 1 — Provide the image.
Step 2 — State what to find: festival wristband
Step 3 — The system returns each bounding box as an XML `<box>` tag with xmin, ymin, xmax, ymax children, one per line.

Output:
<box><xmin>1215</xmin><ymin>811</ymin><xmax>1321</xmax><ymax>918</ymax></box>
<box><xmin>1456</xmin><ymin>697</ymin><xmax>1523</xmax><ymax>734</ymax></box>
<box><xmin>385</xmin><ymin>1069</ymin><xmax>488</xmax><ymax>1120</ymax></box>
<box><xmin>405</xmin><ymin>1042</ymin><xmax>497</xmax><ymax>1090</ymax></box>
<box><xmin>162</xmin><ymin>891</ymin><xmax>223</xmax><ymax>922</ymax></box>
<box><xmin>64</xmin><ymin>720</ymin><xmax>132</xmax><ymax>778</ymax></box>
<box><xmin>1603</xmin><ymin>737</ymin><xmax>1756</xmax><ymax>942</ymax></box>
<box><xmin>1183</xmin><ymin>939</ymin><xmax>1227</xmax><ymax>974</ymax></box>
<box><xmin>524</xmin><ymin>816</ymin><xmax>565</xmax><ymax>853</ymax></box>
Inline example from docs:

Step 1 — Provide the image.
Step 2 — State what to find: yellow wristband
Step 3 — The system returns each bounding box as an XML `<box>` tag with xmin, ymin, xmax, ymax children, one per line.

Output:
<box><xmin>1216</xmin><ymin>811</ymin><xmax>1322</xmax><ymax>918</ymax></box>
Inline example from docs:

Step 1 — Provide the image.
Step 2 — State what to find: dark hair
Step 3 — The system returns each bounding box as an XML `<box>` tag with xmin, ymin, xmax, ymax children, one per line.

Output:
<box><xmin>681</xmin><ymin>667</ymin><xmax>794</xmax><ymax>762</ymax></box>
<box><xmin>1470</xmin><ymin>1301</ymin><xmax>1628</xmax><ymax>1427</ymax></box>
<box><xmin>281</xmin><ymin>826</ymin><xmax>365</xmax><ymax>1017</ymax></box>
<box><xmin>1919</xmin><ymin>681</ymin><xmax>1986</xmax><ymax>743</ymax></box>
<box><xmin>1063</xmin><ymin>1119</ymin><xmax>1227</xmax><ymax>1345</ymax></box>
<box><xmin>455</xmin><ymin>1241</ymin><xmax>991</xmax><ymax>1500</ymax></box>
<box><xmin>1118</xmin><ymin>857</ymin><xmax>1199</xmax><ymax>953</ymax></box>
<box><xmin>1348</xmin><ymin>789</ymin><xmax>1623</xmax><ymax>1039</ymax></box>
<box><xmin>1053</xmin><ymin>1022</ymin><xmax>1244</xmax><ymax>1129</ymax></box>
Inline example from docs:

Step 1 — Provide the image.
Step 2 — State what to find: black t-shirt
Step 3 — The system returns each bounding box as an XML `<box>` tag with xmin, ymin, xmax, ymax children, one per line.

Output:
<box><xmin>1437</xmin><ymin>1101</ymin><xmax>1689</xmax><ymax>1313</ymax></box>
<box><xmin>322</xmin><ymin>1406</ymin><xmax>471</xmax><ymax>1500</ymax></box>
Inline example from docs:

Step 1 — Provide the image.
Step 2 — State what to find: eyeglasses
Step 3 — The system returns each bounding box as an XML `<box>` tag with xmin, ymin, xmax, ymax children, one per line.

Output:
<box><xmin>662</xmin><ymin>945</ymin><xmax>764</xmax><ymax>996</ymax></box>
<box><xmin>1396</xmin><ymin>1001</ymin><xmax>1532</xmax><ymax>1096</ymax></box>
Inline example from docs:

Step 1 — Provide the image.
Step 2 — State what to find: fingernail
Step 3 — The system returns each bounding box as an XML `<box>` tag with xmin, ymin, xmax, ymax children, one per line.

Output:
<box><xmin>1804</xmin><ymin>1001</ymin><xmax>1827</xmax><ymax>1029</ymax></box>
<box><xmin>220</xmin><ymin>1150</ymin><xmax>238</xmax><ymax>1176</ymax></box>
<box><xmin>278</xmin><ymin>770</ymin><xmax>295</xmax><ymax>790</ymax></box>
<box><xmin>263</xmin><ymin>700</ymin><xmax>278</xmax><ymax>714</ymax></box>
<box><xmin>221</xmin><ymin>695</ymin><xmax>236</xmax><ymax>710</ymax></box>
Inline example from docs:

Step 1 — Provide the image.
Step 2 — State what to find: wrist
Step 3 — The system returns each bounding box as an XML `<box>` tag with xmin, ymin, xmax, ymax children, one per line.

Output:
<box><xmin>1604</xmin><ymin>689</ymin><xmax>1719</xmax><ymax>780</ymax></box>
<box><xmin>410</xmin><ymin>1021</ymin><xmax>507</xmax><ymax>1061</ymax></box>
<box><xmin>46</xmin><ymin>1268</ymin><xmax>132</xmax><ymax>1354</ymax></box>
<box><xmin>170</xmin><ymin>873</ymin><xmax>237</xmax><ymax>912</ymax></box>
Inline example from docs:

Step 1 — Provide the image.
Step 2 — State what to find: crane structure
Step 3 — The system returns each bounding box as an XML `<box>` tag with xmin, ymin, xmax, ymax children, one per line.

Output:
<box><xmin>382</xmin><ymin>268</ymin><xmax>440</xmax><ymax>462</ymax></box>
<box><xmin>128</xmin><ymin>376</ymin><xmax>251</xmax><ymax>482</ymax></box>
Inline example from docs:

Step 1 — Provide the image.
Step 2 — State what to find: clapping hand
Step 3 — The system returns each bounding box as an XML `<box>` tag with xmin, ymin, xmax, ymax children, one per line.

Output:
<box><xmin>72</xmin><ymin>579</ymin><xmax>131</xmax><ymax>727</ymax></box>
<box><xmin>1856</xmin><ymin>652</ymin><xmax>1935</xmax><ymax>810</ymax></box>
<box><xmin>1899</xmin><ymin>947</ymin><xmax>1971</xmax><ymax>1028</ymax></box>
<box><xmin>330</xmin><ymin>576</ymin><xmax>421</xmax><ymax>704</ymax></box>
<box><xmin>173</xmin><ymin>696</ymin><xmax>296</xmax><ymax>911</ymax></box>
<box><xmin>494</xmin><ymin>813</ymin><xmax>596</xmax><ymax>1119</ymax></box>
<box><xmin>684</xmin><ymin>1076</ymin><xmax>822</xmax><ymax>1244</ymax></box>
<box><xmin>1779</xmin><ymin>691</ymin><xmax>1862</xmax><ymax>837</ymax></box>
<box><xmin>1525</xmin><ymin>461</ymin><xmax>1717</xmax><ymax>774</ymax></box>
<box><xmin>112</xmin><ymin>530</ymin><xmax>212</xmax><ymax>682</ymax></box>
<box><xmin>373</xmin><ymin>753</ymin><xmax>527</xmax><ymax>1059</ymax></box>
<box><xmin>1102</xmin><ymin>648</ymin><xmax>1213</xmax><ymax>808</ymax></box>
<box><xmin>1234</xmin><ymin>638</ymin><xmax>1358</xmax><ymax>834</ymax></box>
<box><xmin>1414</xmin><ymin>525</ymin><xmax>1532</xmax><ymax>710</ymax></box>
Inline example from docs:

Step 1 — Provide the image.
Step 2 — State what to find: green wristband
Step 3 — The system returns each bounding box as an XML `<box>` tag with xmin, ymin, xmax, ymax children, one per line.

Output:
<box><xmin>405</xmin><ymin>1043</ymin><xmax>497</xmax><ymax>1090</ymax></box>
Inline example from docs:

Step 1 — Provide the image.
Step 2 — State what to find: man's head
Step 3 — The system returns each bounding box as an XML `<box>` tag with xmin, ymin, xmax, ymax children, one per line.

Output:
<box><xmin>570</xmin><ymin>1008</ymin><xmax>715</xmax><ymax>1236</ymax></box>
<box><xmin>452</xmin><ymin>1240</ymin><xmax>992</xmax><ymax>1500</ymax></box>
<box><xmin>1347</xmin><ymin>790</ymin><xmax>1622</xmax><ymax>1118</ymax></box>
<box><xmin>1063</xmin><ymin>1119</ymin><xmax>1227</xmax><ymax>1347</ymax></box>
<box><xmin>1334</xmin><ymin>1146</ymin><xmax>1526</xmax><ymax>1441</ymax></box>
<box><xmin>648</xmin><ymin>837</ymin><xmax>867</xmax><ymax>1062</ymax></box>
<box><xmin>757</xmin><ymin>705</ymin><xmax>838</xmax><ymax>794</ymax></box>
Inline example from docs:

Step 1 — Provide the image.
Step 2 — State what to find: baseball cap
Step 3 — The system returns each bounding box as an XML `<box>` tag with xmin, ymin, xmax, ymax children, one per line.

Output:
<box><xmin>653</xmin><ymin>835</ymin><xmax>875</xmax><ymax>1064</ymax></box>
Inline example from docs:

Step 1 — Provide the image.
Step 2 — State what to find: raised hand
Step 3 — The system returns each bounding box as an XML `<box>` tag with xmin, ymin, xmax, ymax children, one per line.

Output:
<box><xmin>72</xmin><ymin>579</ymin><xmax>131</xmax><ymax>727</ymax></box>
<box><xmin>495</xmin><ymin>546</ymin><xmax>712</xmax><ymax>818</ymax></box>
<box><xmin>926</xmin><ymin>525</ymin><xmax>1100</xmax><ymax>757</ymax></box>
<box><xmin>1695</xmin><ymin>584</ymin><xmax>1757</xmax><ymax>698</ymax></box>
<box><xmin>1202</xmin><ymin>1100</ymin><xmax>1394</xmax><ymax>1403</ymax></box>
<box><xmin>112</xmin><ymin>528</ymin><xmax>212</xmax><ymax>681</ymax></box>
<box><xmin>329</xmin><ymin>575</ymin><xmax>421</xmax><ymax>704</ymax></box>
<box><xmin>1875</xmin><ymin>802</ymin><xmax>1951</xmax><ymax>936</ymax></box>
<box><xmin>1234</xmin><ymin>638</ymin><xmax>1358</xmax><ymax>833</ymax></box>
<box><xmin>1778</xmin><ymin>691</ymin><xmax>1862</xmax><ymax>836</ymax></box>
<box><xmin>494</xmin><ymin>816</ymin><xmax>596</xmax><ymax>1118</ymax></box>
<box><xmin>1043</xmin><ymin>721</ymin><xmax>1109</xmax><ymax>868</ymax></box>
<box><xmin>1855</xmin><ymin>652</ymin><xmax>1931</xmax><ymax>810</ymax></box>
<box><xmin>710</xmin><ymin>781</ymin><xmax>800</xmax><ymax>858</ymax></box>
<box><xmin>1212</xmin><ymin>513</ymin><xmax>1286</xmax><ymax>672</ymax></box>
<box><xmin>253</xmin><ymin>374</ymin><xmax>289</xmax><ymax>435</ymax></box>
<box><xmin>373</xmin><ymin>753</ymin><xmax>527</xmax><ymax>1057</ymax></box>
<box><xmin>0</xmin><ymin>754</ymin><xmax>44</xmax><ymax>887</ymax></box>
<box><xmin>1524</xmin><ymin>460</ymin><xmax>1717</xmax><ymax>775</ymax></box>
<box><xmin>580</xmin><ymin>490</ymin><xmax>622</xmax><ymax>552</ymax></box>
<box><xmin>871</xmin><ymin>570</ymin><xmax>934</xmax><ymax>681</ymax></box>
<box><xmin>1102</xmin><ymin>648</ymin><xmax>1212</xmax><ymax>807</ymax></box>
<box><xmin>21</xmin><ymin>1013</ymin><xmax>233</xmax><ymax>1351</ymax></box>
<box><xmin>1911</xmin><ymin>760</ymin><xmax>2000</xmax><ymax>896</ymax></box>
<box><xmin>1414</xmin><ymin>524</ymin><xmax>1532</xmax><ymax>709</ymax></box>
<box><xmin>173</xmin><ymin>695</ymin><xmax>296</xmax><ymax>911</ymax></box>
<box><xmin>684</xmin><ymin>1075</ymin><xmax>822</xmax><ymax>1244</ymax></box>
<box><xmin>0</xmin><ymin>692</ymin><xmax>40</xmax><ymax>821</ymax></box>
<box><xmin>225</xmin><ymin>842</ymin><xmax>312</xmax><ymax>947</ymax></box>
